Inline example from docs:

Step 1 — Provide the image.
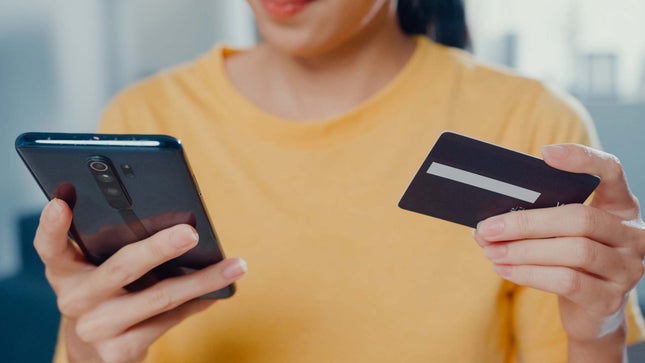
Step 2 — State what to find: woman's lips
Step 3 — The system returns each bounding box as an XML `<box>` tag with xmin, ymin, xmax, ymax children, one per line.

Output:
<box><xmin>261</xmin><ymin>0</ymin><xmax>314</xmax><ymax>19</ymax></box>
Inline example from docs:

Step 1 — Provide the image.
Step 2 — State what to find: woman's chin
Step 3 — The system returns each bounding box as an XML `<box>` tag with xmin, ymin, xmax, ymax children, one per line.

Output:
<box><xmin>260</xmin><ymin>28</ymin><xmax>338</xmax><ymax>58</ymax></box>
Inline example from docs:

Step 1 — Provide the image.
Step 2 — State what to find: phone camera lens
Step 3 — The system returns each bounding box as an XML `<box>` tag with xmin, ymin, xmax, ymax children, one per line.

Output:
<box><xmin>104</xmin><ymin>187</ymin><xmax>121</xmax><ymax>197</ymax></box>
<box><xmin>89</xmin><ymin>161</ymin><xmax>109</xmax><ymax>172</ymax></box>
<box><xmin>97</xmin><ymin>173</ymin><xmax>113</xmax><ymax>183</ymax></box>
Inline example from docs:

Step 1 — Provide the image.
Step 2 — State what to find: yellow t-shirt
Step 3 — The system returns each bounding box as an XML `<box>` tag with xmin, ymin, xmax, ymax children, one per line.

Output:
<box><xmin>55</xmin><ymin>37</ymin><xmax>644</xmax><ymax>362</ymax></box>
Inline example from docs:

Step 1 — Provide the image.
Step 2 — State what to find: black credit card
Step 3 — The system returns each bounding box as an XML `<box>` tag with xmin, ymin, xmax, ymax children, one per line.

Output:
<box><xmin>398</xmin><ymin>131</ymin><xmax>600</xmax><ymax>228</ymax></box>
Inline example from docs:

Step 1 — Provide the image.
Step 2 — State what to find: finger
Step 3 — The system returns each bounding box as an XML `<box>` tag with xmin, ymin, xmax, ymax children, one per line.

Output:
<box><xmin>92</xmin><ymin>299</ymin><xmax>214</xmax><ymax>363</ymax></box>
<box><xmin>33</xmin><ymin>199</ymin><xmax>85</xmax><ymax>273</ymax></box>
<box><xmin>482</xmin><ymin>237</ymin><xmax>629</xmax><ymax>283</ymax></box>
<box><xmin>493</xmin><ymin>264</ymin><xmax>626</xmax><ymax>317</ymax></box>
<box><xmin>476</xmin><ymin>204</ymin><xmax>636</xmax><ymax>249</ymax></box>
<box><xmin>61</xmin><ymin>224</ymin><xmax>200</xmax><ymax>315</ymax></box>
<box><xmin>472</xmin><ymin>228</ymin><xmax>495</xmax><ymax>248</ymax></box>
<box><xmin>76</xmin><ymin>257</ymin><xmax>246</xmax><ymax>342</ymax></box>
<box><xmin>542</xmin><ymin>144</ymin><xmax>640</xmax><ymax>219</ymax></box>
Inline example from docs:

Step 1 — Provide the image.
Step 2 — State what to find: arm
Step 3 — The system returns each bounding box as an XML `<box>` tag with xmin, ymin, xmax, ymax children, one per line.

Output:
<box><xmin>475</xmin><ymin>144</ymin><xmax>645</xmax><ymax>362</ymax></box>
<box><xmin>567</xmin><ymin>328</ymin><xmax>626</xmax><ymax>363</ymax></box>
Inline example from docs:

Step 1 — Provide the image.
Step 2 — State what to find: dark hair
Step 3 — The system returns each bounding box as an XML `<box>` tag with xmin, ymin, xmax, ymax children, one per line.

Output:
<box><xmin>397</xmin><ymin>0</ymin><xmax>471</xmax><ymax>50</ymax></box>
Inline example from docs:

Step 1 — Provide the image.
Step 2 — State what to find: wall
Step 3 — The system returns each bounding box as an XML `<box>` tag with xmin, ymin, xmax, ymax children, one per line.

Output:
<box><xmin>0</xmin><ymin>0</ymin><xmax>255</xmax><ymax>278</ymax></box>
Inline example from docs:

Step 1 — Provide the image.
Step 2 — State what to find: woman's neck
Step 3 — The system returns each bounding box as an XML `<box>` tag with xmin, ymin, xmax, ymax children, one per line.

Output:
<box><xmin>225</xmin><ymin>16</ymin><xmax>416</xmax><ymax>121</ymax></box>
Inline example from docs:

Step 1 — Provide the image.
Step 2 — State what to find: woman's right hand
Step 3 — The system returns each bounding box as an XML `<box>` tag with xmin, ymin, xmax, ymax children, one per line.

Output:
<box><xmin>35</xmin><ymin>199</ymin><xmax>247</xmax><ymax>363</ymax></box>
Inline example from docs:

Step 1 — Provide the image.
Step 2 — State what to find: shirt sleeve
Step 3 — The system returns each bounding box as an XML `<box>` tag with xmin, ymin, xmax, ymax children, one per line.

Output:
<box><xmin>52</xmin><ymin>319</ymin><xmax>69</xmax><ymax>363</ymax></box>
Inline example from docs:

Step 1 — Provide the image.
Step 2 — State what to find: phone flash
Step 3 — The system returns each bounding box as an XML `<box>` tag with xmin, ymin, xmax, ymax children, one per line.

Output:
<box><xmin>121</xmin><ymin>164</ymin><xmax>135</xmax><ymax>178</ymax></box>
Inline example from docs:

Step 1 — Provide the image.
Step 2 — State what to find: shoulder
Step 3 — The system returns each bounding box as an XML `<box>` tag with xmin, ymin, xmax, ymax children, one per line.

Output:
<box><xmin>440</xmin><ymin>41</ymin><xmax>583</xmax><ymax>117</ymax></box>
<box><xmin>422</xmin><ymin>39</ymin><xmax>598</xmax><ymax>150</ymax></box>
<box><xmin>99</xmin><ymin>46</ymin><xmax>227</xmax><ymax>133</ymax></box>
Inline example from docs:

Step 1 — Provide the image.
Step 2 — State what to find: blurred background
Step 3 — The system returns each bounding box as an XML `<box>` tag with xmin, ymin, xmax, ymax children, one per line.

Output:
<box><xmin>1</xmin><ymin>0</ymin><xmax>644</xmax><ymax>361</ymax></box>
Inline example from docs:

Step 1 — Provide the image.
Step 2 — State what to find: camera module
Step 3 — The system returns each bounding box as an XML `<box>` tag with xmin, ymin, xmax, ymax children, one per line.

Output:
<box><xmin>88</xmin><ymin>156</ymin><xmax>132</xmax><ymax>209</ymax></box>
<box><xmin>104</xmin><ymin>187</ymin><xmax>121</xmax><ymax>197</ymax></box>
<box><xmin>97</xmin><ymin>173</ymin><xmax>113</xmax><ymax>183</ymax></box>
<box><xmin>89</xmin><ymin>161</ymin><xmax>109</xmax><ymax>172</ymax></box>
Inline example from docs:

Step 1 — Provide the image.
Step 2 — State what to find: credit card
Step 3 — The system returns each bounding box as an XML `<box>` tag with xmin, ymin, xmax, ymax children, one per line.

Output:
<box><xmin>398</xmin><ymin>131</ymin><xmax>600</xmax><ymax>228</ymax></box>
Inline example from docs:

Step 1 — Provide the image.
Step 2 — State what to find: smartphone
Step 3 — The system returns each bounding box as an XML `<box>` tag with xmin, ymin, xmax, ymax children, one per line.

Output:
<box><xmin>15</xmin><ymin>132</ymin><xmax>234</xmax><ymax>299</ymax></box>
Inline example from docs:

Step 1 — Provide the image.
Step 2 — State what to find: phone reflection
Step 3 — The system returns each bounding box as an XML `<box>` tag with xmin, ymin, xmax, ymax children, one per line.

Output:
<box><xmin>54</xmin><ymin>182</ymin><xmax>197</xmax><ymax>291</ymax></box>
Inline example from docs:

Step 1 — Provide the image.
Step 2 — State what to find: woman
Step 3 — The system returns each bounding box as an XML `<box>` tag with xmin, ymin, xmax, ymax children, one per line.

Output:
<box><xmin>38</xmin><ymin>0</ymin><xmax>645</xmax><ymax>362</ymax></box>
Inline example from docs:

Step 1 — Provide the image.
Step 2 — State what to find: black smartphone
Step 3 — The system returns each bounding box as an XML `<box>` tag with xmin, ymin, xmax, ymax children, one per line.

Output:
<box><xmin>15</xmin><ymin>132</ymin><xmax>234</xmax><ymax>299</ymax></box>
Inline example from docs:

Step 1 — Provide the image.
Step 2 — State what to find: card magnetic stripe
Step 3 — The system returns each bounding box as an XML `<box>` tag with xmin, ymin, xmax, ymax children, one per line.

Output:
<box><xmin>426</xmin><ymin>162</ymin><xmax>541</xmax><ymax>203</ymax></box>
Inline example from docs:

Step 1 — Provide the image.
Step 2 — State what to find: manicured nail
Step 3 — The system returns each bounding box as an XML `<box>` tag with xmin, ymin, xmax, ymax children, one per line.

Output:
<box><xmin>172</xmin><ymin>226</ymin><xmax>198</xmax><ymax>249</ymax></box>
<box><xmin>477</xmin><ymin>218</ymin><xmax>505</xmax><ymax>238</ymax></box>
<box><xmin>190</xmin><ymin>227</ymin><xmax>199</xmax><ymax>244</ymax></box>
<box><xmin>483</xmin><ymin>245</ymin><xmax>507</xmax><ymax>260</ymax></box>
<box><xmin>223</xmin><ymin>258</ymin><xmax>248</xmax><ymax>279</ymax></box>
<box><xmin>493</xmin><ymin>265</ymin><xmax>512</xmax><ymax>278</ymax></box>
<box><xmin>44</xmin><ymin>199</ymin><xmax>63</xmax><ymax>222</ymax></box>
<box><xmin>542</xmin><ymin>144</ymin><xmax>569</xmax><ymax>160</ymax></box>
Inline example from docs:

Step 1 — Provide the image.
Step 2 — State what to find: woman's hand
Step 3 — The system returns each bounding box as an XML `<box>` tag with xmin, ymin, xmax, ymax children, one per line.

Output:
<box><xmin>35</xmin><ymin>199</ymin><xmax>247</xmax><ymax>363</ymax></box>
<box><xmin>474</xmin><ymin>144</ymin><xmax>645</xmax><ymax>360</ymax></box>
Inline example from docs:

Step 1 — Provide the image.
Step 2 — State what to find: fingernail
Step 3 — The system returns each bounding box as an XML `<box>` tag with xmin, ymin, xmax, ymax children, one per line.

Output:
<box><xmin>542</xmin><ymin>144</ymin><xmax>569</xmax><ymax>160</ymax></box>
<box><xmin>483</xmin><ymin>245</ymin><xmax>507</xmax><ymax>260</ymax></box>
<box><xmin>44</xmin><ymin>199</ymin><xmax>63</xmax><ymax>222</ymax></box>
<box><xmin>172</xmin><ymin>226</ymin><xmax>198</xmax><ymax>249</ymax></box>
<box><xmin>493</xmin><ymin>264</ymin><xmax>512</xmax><ymax>278</ymax></box>
<box><xmin>223</xmin><ymin>258</ymin><xmax>247</xmax><ymax>279</ymax></box>
<box><xmin>190</xmin><ymin>227</ymin><xmax>199</xmax><ymax>244</ymax></box>
<box><xmin>477</xmin><ymin>218</ymin><xmax>505</xmax><ymax>238</ymax></box>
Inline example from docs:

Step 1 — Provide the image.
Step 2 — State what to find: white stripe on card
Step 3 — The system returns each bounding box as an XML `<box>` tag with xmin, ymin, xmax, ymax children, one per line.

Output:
<box><xmin>426</xmin><ymin>162</ymin><xmax>541</xmax><ymax>203</ymax></box>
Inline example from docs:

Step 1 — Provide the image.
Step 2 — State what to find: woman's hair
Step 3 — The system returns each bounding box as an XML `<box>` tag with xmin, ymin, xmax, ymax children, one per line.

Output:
<box><xmin>397</xmin><ymin>0</ymin><xmax>471</xmax><ymax>50</ymax></box>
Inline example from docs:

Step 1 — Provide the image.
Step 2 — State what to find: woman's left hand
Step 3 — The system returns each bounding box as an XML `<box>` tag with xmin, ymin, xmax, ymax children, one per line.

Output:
<box><xmin>474</xmin><ymin>143</ymin><xmax>645</xmax><ymax>343</ymax></box>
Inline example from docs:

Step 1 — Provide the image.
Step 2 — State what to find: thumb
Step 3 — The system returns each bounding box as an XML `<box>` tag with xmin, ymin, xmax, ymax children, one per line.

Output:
<box><xmin>541</xmin><ymin>143</ymin><xmax>640</xmax><ymax>220</ymax></box>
